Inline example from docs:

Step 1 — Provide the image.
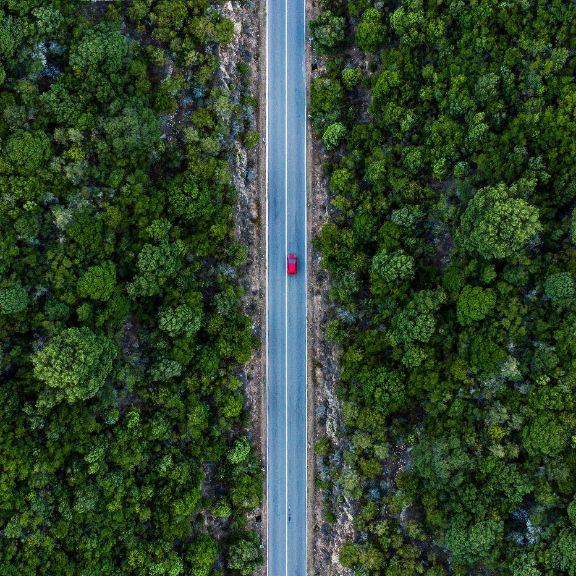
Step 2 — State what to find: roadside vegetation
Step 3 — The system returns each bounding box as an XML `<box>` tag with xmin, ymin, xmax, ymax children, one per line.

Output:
<box><xmin>310</xmin><ymin>0</ymin><xmax>576</xmax><ymax>572</ymax></box>
<box><xmin>0</xmin><ymin>1</ymin><xmax>262</xmax><ymax>574</ymax></box>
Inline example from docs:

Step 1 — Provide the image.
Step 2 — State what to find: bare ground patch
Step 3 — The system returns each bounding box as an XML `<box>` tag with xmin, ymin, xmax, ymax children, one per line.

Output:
<box><xmin>218</xmin><ymin>0</ymin><xmax>267</xmax><ymax>573</ymax></box>
<box><xmin>305</xmin><ymin>0</ymin><xmax>354</xmax><ymax>571</ymax></box>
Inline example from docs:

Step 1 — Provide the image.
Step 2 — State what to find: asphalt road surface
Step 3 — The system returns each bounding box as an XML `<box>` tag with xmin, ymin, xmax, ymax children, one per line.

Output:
<box><xmin>266</xmin><ymin>0</ymin><xmax>307</xmax><ymax>569</ymax></box>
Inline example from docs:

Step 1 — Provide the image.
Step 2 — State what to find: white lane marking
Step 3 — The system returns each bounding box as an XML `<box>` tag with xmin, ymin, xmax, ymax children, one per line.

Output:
<box><xmin>284</xmin><ymin>0</ymin><xmax>289</xmax><ymax>568</ymax></box>
<box><xmin>303</xmin><ymin>0</ymin><xmax>309</xmax><ymax>566</ymax></box>
<box><xmin>264</xmin><ymin>0</ymin><xmax>270</xmax><ymax>572</ymax></box>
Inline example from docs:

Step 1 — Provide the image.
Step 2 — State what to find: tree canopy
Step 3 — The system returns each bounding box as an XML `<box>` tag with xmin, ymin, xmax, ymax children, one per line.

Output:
<box><xmin>310</xmin><ymin>0</ymin><xmax>576</xmax><ymax>572</ymax></box>
<box><xmin>0</xmin><ymin>1</ymin><xmax>262</xmax><ymax>573</ymax></box>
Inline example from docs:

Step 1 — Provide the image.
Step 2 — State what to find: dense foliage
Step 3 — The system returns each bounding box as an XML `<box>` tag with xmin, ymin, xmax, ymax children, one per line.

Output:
<box><xmin>0</xmin><ymin>1</ymin><xmax>262</xmax><ymax>574</ymax></box>
<box><xmin>311</xmin><ymin>0</ymin><xmax>576</xmax><ymax>573</ymax></box>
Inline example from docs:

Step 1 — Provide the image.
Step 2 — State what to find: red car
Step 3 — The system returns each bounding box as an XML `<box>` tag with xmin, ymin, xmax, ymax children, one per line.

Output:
<box><xmin>287</xmin><ymin>254</ymin><xmax>298</xmax><ymax>275</ymax></box>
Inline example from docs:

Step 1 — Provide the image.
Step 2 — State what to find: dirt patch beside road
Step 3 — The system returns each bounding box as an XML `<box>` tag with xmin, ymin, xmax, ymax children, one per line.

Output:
<box><xmin>305</xmin><ymin>0</ymin><xmax>354</xmax><ymax>572</ymax></box>
<box><xmin>306</xmin><ymin>137</ymin><xmax>354</xmax><ymax>576</ymax></box>
<box><xmin>219</xmin><ymin>0</ymin><xmax>267</xmax><ymax>572</ymax></box>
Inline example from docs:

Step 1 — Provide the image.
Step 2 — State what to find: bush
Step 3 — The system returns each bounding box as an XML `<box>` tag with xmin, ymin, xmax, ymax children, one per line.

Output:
<box><xmin>322</xmin><ymin>122</ymin><xmax>347</xmax><ymax>150</ymax></box>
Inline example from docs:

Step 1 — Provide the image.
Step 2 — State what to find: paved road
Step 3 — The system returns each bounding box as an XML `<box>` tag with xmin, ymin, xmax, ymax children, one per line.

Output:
<box><xmin>266</xmin><ymin>0</ymin><xmax>307</xmax><ymax>569</ymax></box>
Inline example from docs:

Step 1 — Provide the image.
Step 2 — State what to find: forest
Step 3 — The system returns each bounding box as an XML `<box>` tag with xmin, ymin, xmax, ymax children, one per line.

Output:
<box><xmin>0</xmin><ymin>1</ymin><xmax>262</xmax><ymax>574</ymax></box>
<box><xmin>310</xmin><ymin>0</ymin><xmax>576</xmax><ymax>573</ymax></box>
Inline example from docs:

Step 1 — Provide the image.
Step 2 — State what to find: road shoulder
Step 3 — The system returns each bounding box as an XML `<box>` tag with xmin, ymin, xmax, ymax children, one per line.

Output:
<box><xmin>221</xmin><ymin>0</ymin><xmax>267</xmax><ymax>572</ymax></box>
<box><xmin>305</xmin><ymin>0</ymin><xmax>355</xmax><ymax>571</ymax></box>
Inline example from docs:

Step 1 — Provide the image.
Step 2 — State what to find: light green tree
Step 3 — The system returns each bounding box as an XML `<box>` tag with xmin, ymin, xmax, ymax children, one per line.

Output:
<box><xmin>158</xmin><ymin>305</ymin><xmax>202</xmax><ymax>338</ymax></box>
<box><xmin>1</xmin><ymin>130</ymin><xmax>51</xmax><ymax>174</ymax></box>
<box><xmin>387</xmin><ymin>289</ymin><xmax>445</xmax><ymax>346</ymax></box>
<box><xmin>371</xmin><ymin>248</ymin><xmax>415</xmax><ymax>287</ymax></box>
<box><xmin>457</xmin><ymin>183</ymin><xmax>541</xmax><ymax>259</ymax></box>
<box><xmin>33</xmin><ymin>328</ymin><xmax>117</xmax><ymax>408</ymax></box>
<box><xmin>227</xmin><ymin>531</ymin><xmax>263</xmax><ymax>575</ymax></box>
<box><xmin>457</xmin><ymin>285</ymin><xmax>496</xmax><ymax>325</ymax></box>
<box><xmin>70</xmin><ymin>23</ymin><xmax>129</xmax><ymax>73</ymax></box>
<box><xmin>510</xmin><ymin>554</ymin><xmax>542</xmax><ymax>576</ymax></box>
<box><xmin>444</xmin><ymin>519</ymin><xmax>503</xmax><ymax>564</ymax></box>
<box><xmin>544</xmin><ymin>272</ymin><xmax>575</xmax><ymax>303</ymax></box>
<box><xmin>227</xmin><ymin>436</ymin><xmax>251</xmax><ymax>464</ymax></box>
<box><xmin>570</xmin><ymin>208</ymin><xmax>576</xmax><ymax>244</ymax></box>
<box><xmin>342</xmin><ymin>67</ymin><xmax>363</xmax><ymax>90</ymax></box>
<box><xmin>355</xmin><ymin>8</ymin><xmax>385</xmax><ymax>52</ymax></box>
<box><xmin>322</xmin><ymin>122</ymin><xmax>346</xmax><ymax>150</ymax></box>
<box><xmin>77</xmin><ymin>261</ymin><xmax>116</xmax><ymax>301</ymax></box>
<box><xmin>185</xmin><ymin>533</ymin><xmax>218</xmax><ymax>576</ymax></box>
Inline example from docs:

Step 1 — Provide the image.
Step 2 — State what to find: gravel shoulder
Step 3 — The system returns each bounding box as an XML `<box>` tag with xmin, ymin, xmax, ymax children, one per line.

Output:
<box><xmin>219</xmin><ymin>0</ymin><xmax>267</xmax><ymax>572</ymax></box>
<box><xmin>305</xmin><ymin>0</ymin><xmax>354</xmax><ymax>572</ymax></box>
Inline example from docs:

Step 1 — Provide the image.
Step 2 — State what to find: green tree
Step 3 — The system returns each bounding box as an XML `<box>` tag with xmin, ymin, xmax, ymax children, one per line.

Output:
<box><xmin>551</xmin><ymin>528</ymin><xmax>576</xmax><ymax>574</ymax></box>
<box><xmin>32</xmin><ymin>328</ymin><xmax>117</xmax><ymax>408</ymax></box>
<box><xmin>413</xmin><ymin>433</ymin><xmax>472</xmax><ymax>490</ymax></box>
<box><xmin>522</xmin><ymin>414</ymin><xmax>569</xmax><ymax>457</ymax></box>
<box><xmin>544</xmin><ymin>272</ymin><xmax>575</xmax><ymax>303</ymax></box>
<box><xmin>1</xmin><ymin>130</ymin><xmax>51</xmax><ymax>174</ymax></box>
<box><xmin>457</xmin><ymin>183</ymin><xmax>541</xmax><ymax>259</ymax></box>
<box><xmin>444</xmin><ymin>519</ymin><xmax>503</xmax><ymax>564</ymax></box>
<box><xmin>227</xmin><ymin>531</ymin><xmax>263</xmax><ymax>575</ymax></box>
<box><xmin>166</xmin><ymin>174</ymin><xmax>213</xmax><ymax>223</ymax></box>
<box><xmin>150</xmin><ymin>358</ymin><xmax>183</xmax><ymax>381</ymax></box>
<box><xmin>361</xmin><ymin>367</ymin><xmax>406</xmax><ymax>415</ymax></box>
<box><xmin>457</xmin><ymin>285</ymin><xmax>496</xmax><ymax>325</ymax></box>
<box><xmin>310</xmin><ymin>76</ymin><xmax>345</xmax><ymax>132</ymax></box>
<box><xmin>77</xmin><ymin>261</ymin><xmax>117</xmax><ymax>301</ymax></box>
<box><xmin>355</xmin><ymin>8</ymin><xmax>385</xmax><ymax>52</ymax></box>
<box><xmin>128</xmin><ymin>241</ymin><xmax>185</xmax><ymax>298</ymax></box>
<box><xmin>371</xmin><ymin>248</ymin><xmax>415</xmax><ymax>289</ymax></box>
<box><xmin>568</xmin><ymin>498</ymin><xmax>576</xmax><ymax>526</ymax></box>
<box><xmin>0</xmin><ymin>16</ymin><xmax>22</xmax><ymax>58</ymax></box>
<box><xmin>70</xmin><ymin>23</ymin><xmax>129</xmax><ymax>73</ymax></box>
<box><xmin>158</xmin><ymin>304</ymin><xmax>202</xmax><ymax>338</ymax></box>
<box><xmin>309</xmin><ymin>10</ymin><xmax>346</xmax><ymax>55</ymax></box>
<box><xmin>389</xmin><ymin>3</ymin><xmax>425</xmax><ymax>47</ymax></box>
<box><xmin>322</xmin><ymin>122</ymin><xmax>347</xmax><ymax>150</ymax></box>
<box><xmin>0</xmin><ymin>283</ymin><xmax>28</xmax><ymax>314</ymax></box>
<box><xmin>100</xmin><ymin>105</ymin><xmax>161</xmax><ymax>157</ymax></box>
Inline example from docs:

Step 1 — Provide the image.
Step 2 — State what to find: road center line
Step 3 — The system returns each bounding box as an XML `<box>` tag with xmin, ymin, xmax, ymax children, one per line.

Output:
<box><xmin>284</xmin><ymin>0</ymin><xmax>289</xmax><ymax>569</ymax></box>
